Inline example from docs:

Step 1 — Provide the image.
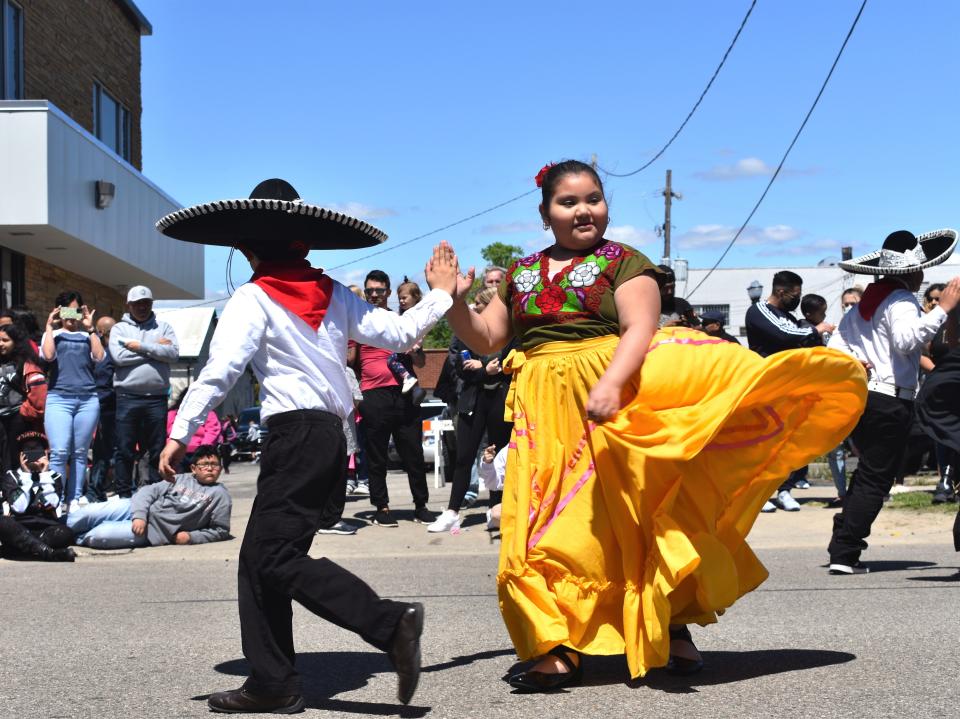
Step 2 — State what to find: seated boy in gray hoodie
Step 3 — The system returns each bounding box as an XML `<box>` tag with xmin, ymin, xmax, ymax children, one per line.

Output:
<box><xmin>67</xmin><ymin>444</ymin><xmax>231</xmax><ymax>549</ymax></box>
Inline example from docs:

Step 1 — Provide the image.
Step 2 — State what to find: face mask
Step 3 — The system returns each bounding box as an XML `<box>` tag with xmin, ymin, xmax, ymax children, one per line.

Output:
<box><xmin>782</xmin><ymin>295</ymin><xmax>800</xmax><ymax>312</ymax></box>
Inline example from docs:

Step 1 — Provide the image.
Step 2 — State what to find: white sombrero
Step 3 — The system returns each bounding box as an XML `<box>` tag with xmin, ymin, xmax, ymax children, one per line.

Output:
<box><xmin>839</xmin><ymin>229</ymin><xmax>957</xmax><ymax>276</ymax></box>
<box><xmin>156</xmin><ymin>178</ymin><xmax>387</xmax><ymax>250</ymax></box>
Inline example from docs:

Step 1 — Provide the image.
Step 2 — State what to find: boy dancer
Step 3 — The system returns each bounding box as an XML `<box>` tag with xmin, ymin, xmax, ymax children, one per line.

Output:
<box><xmin>157</xmin><ymin>179</ymin><xmax>458</xmax><ymax>713</ymax></box>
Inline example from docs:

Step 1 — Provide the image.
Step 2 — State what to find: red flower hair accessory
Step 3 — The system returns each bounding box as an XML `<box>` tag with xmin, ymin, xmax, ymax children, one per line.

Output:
<box><xmin>534</xmin><ymin>163</ymin><xmax>555</xmax><ymax>188</ymax></box>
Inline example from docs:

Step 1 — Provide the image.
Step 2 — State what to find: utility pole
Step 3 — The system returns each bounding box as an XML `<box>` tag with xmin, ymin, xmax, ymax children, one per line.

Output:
<box><xmin>590</xmin><ymin>153</ymin><xmax>598</xmax><ymax>170</ymax></box>
<box><xmin>661</xmin><ymin>169</ymin><xmax>682</xmax><ymax>265</ymax></box>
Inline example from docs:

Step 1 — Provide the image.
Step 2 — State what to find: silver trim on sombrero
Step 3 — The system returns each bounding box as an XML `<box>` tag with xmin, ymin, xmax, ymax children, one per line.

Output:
<box><xmin>155</xmin><ymin>199</ymin><xmax>388</xmax><ymax>244</ymax></box>
<box><xmin>838</xmin><ymin>228</ymin><xmax>958</xmax><ymax>275</ymax></box>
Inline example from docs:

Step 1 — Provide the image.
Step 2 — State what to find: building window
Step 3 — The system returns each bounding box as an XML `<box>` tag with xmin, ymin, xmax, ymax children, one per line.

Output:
<box><xmin>692</xmin><ymin>303</ymin><xmax>730</xmax><ymax>326</ymax></box>
<box><xmin>0</xmin><ymin>0</ymin><xmax>23</xmax><ymax>100</ymax></box>
<box><xmin>0</xmin><ymin>246</ymin><xmax>25</xmax><ymax>311</ymax></box>
<box><xmin>93</xmin><ymin>82</ymin><xmax>131</xmax><ymax>161</ymax></box>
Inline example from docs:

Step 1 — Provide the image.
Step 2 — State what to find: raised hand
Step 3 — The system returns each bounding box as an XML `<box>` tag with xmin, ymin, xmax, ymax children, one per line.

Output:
<box><xmin>425</xmin><ymin>241</ymin><xmax>460</xmax><ymax>296</ymax></box>
<box><xmin>81</xmin><ymin>305</ymin><xmax>96</xmax><ymax>332</ymax></box>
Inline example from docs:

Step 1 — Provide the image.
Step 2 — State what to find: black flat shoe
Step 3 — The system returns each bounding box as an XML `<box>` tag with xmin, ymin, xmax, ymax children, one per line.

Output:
<box><xmin>508</xmin><ymin>645</ymin><xmax>582</xmax><ymax>693</ymax></box>
<box><xmin>207</xmin><ymin>688</ymin><xmax>305</xmax><ymax>714</ymax></box>
<box><xmin>387</xmin><ymin>603</ymin><xmax>425</xmax><ymax>704</ymax></box>
<box><xmin>666</xmin><ymin>625</ymin><xmax>704</xmax><ymax>676</ymax></box>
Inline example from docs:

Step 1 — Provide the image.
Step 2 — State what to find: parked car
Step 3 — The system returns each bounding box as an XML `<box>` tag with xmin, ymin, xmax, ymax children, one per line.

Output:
<box><xmin>234</xmin><ymin>406</ymin><xmax>266</xmax><ymax>461</ymax></box>
<box><xmin>387</xmin><ymin>399</ymin><xmax>448</xmax><ymax>468</ymax></box>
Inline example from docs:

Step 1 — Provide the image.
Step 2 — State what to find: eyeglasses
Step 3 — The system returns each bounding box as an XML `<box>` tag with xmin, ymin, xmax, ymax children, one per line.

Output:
<box><xmin>193</xmin><ymin>462</ymin><xmax>222</xmax><ymax>469</ymax></box>
<box><xmin>364</xmin><ymin>288</ymin><xmax>388</xmax><ymax>296</ymax></box>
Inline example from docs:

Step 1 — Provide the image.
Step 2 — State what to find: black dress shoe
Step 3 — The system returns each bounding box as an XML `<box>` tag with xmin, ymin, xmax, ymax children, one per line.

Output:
<box><xmin>666</xmin><ymin>625</ymin><xmax>704</xmax><ymax>676</ymax></box>
<box><xmin>207</xmin><ymin>688</ymin><xmax>305</xmax><ymax>714</ymax></box>
<box><xmin>508</xmin><ymin>646</ymin><xmax>582</xmax><ymax>693</ymax></box>
<box><xmin>388</xmin><ymin>603</ymin><xmax>425</xmax><ymax>704</ymax></box>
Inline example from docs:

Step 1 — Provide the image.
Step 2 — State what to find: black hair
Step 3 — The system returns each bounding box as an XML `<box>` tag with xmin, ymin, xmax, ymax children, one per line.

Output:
<box><xmin>656</xmin><ymin>264</ymin><xmax>676</xmax><ymax>286</ymax></box>
<box><xmin>244</xmin><ymin>241</ymin><xmax>309</xmax><ymax>263</ymax></box>
<box><xmin>54</xmin><ymin>290</ymin><xmax>84</xmax><ymax>307</ymax></box>
<box><xmin>924</xmin><ymin>283</ymin><xmax>946</xmax><ymax>301</ymax></box>
<box><xmin>0</xmin><ymin>322</ymin><xmax>41</xmax><ymax>383</ymax></box>
<box><xmin>772</xmin><ymin>271</ymin><xmax>803</xmax><ymax>291</ymax></box>
<box><xmin>841</xmin><ymin>287</ymin><xmax>863</xmax><ymax>300</ymax></box>
<box><xmin>191</xmin><ymin>445</ymin><xmax>220</xmax><ymax>463</ymax></box>
<box><xmin>540</xmin><ymin>160</ymin><xmax>605</xmax><ymax>208</ymax></box>
<box><xmin>8</xmin><ymin>306</ymin><xmax>41</xmax><ymax>342</ymax></box>
<box><xmin>800</xmin><ymin>293</ymin><xmax>827</xmax><ymax>315</ymax></box>
<box><xmin>365</xmin><ymin>270</ymin><xmax>390</xmax><ymax>288</ymax></box>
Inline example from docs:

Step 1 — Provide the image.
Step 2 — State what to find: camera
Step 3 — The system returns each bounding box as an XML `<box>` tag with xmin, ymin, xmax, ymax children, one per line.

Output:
<box><xmin>59</xmin><ymin>307</ymin><xmax>83</xmax><ymax>320</ymax></box>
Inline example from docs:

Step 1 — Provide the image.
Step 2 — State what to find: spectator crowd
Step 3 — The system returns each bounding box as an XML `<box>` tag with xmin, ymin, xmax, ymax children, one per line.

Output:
<box><xmin>2</xmin><ymin>255</ymin><xmax>957</xmax><ymax>562</ymax></box>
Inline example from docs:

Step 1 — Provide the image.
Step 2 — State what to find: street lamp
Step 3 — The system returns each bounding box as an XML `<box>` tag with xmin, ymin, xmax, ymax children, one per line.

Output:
<box><xmin>747</xmin><ymin>280</ymin><xmax>764</xmax><ymax>304</ymax></box>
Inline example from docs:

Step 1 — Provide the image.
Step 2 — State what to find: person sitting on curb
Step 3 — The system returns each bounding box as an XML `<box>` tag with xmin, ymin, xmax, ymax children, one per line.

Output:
<box><xmin>66</xmin><ymin>444</ymin><xmax>231</xmax><ymax>549</ymax></box>
<box><xmin>0</xmin><ymin>431</ymin><xmax>76</xmax><ymax>562</ymax></box>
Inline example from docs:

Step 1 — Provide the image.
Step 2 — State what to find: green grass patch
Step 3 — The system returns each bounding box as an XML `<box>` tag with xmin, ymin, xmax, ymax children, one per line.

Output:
<box><xmin>887</xmin><ymin>491</ymin><xmax>959</xmax><ymax>514</ymax></box>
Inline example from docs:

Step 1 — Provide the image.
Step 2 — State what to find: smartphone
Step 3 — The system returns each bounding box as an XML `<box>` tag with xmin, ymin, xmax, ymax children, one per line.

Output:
<box><xmin>59</xmin><ymin>307</ymin><xmax>83</xmax><ymax>320</ymax></box>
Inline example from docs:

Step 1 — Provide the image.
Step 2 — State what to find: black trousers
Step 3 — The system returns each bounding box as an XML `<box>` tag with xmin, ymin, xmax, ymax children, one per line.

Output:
<box><xmin>828</xmin><ymin>392</ymin><xmax>913</xmax><ymax>565</ymax></box>
<box><xmin>359</xmin><ymin>387</ymin><xmax>428</xmax><ymax>510</ymax></box>
<box><xmin>238</xmin><ymin>410</ymin><xmax>408</xmax><ymax>695</ymax></box>
<box><xmin>448</xmin><ymin>387</ymin><xmax>512</xmax><ymax>512</ymax></box>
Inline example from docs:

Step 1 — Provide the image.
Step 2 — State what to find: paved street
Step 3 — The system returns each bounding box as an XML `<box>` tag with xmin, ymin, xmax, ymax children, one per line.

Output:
<box><xmin>2</xmin><ymin>462</ymin><xmax>958</xmax><ymax>719</ymax></box>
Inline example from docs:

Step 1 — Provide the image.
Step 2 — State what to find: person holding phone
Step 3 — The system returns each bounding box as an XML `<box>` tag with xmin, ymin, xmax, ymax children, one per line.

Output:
<box><xmin>40</xmin><ymin>291</ymin><xmax>103</xmax><ymax>514</ymax></box>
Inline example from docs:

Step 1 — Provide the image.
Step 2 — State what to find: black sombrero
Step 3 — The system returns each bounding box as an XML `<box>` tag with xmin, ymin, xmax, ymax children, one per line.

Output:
<box><xmin>839</xmin><ymin>229</ymin><xmax>957</xmax><ymax>276</ymax></box>
<box><xmin>156</xmin><ymin>178</ymin><xmax>388</xmax><ymax>249</ymax></box>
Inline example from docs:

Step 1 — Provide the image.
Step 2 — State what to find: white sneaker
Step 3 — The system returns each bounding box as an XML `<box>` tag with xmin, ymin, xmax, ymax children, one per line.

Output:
<box><xmin>794</xmin><ymin>479</ymin><xmax>811</xmax><ymax>489</ymax></box>
<box><xmin>776</xmin><ymin>490</ymin><xmax>801</xmax><ymax>512</ymax></box>
<box><xmin>401</xmin><ymin>376</ymin><xmax>419</xmax><ymax>394</ymax></box>
<box><xmin>427</xmin><ymin>509</ymin><xmax>460</xmax><ymax>533</ymax></box>
<box><xmin>761</xmin><ymin>500</ymin><xmax>776</xmax><ymax>513</ymax></box>
<box><xmin>68</xmin><ymin>499</ymin><xmax>81</xmax><ymax>515</ymax></box>
<box><xmin>77</xmin><ymin>496</ymin><xmax>90</xmax><ymax>506</ymax></box>
<box><xmin>353</xmin><ymin>482</ymin><xmax>370</xmax><ymax>496</ymax></box>
<box><xmin>485</xmin><ymin>508</ymin><xmax>500</xmax><ymax>531</ymax></box>
<box><xmin>828</xmin><ymin>561</ymin><xmax>869</xmax><ymax>575</ymax></box>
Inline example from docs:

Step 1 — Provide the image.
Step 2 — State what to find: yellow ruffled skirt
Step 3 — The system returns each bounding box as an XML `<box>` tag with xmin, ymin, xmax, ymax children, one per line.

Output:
<box><xmin>497</xmin><ymin>328</ymin><xmax>867</xmax><ymax>678</ymax></box>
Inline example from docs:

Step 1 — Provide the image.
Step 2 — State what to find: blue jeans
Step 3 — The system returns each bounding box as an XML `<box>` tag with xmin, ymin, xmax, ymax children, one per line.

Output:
<box><xmin>44</xmin><ymin>392</ymin><xmax>100</xmax><ymax>503</ymax></box>
<box><xmin>66</xmin><ymin>497</ymin><xmax>148</xmax><ymax>549</ymax></box>
<box><xmin>113</xmin><ymin>394</ymin><xmax>167</xmax><ymax>497</ymax></box>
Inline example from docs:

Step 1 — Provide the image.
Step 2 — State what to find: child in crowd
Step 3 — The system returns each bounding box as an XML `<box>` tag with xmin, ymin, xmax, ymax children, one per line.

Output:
<box><xmin>477</xmin><ymin>443</ymin><xmax>507</xmax><ymax>531</ymax></box>
<box><xmin>0</xmin><ymin>431</ymin><xmax>76</xmax><ymax>561</ymax></box>
<box><xmin>66</xmin><ymin>444</ymin><xmax>232</xmax><ymax>549</ymax></box>
<box><xmin>387</xmin><ymin>278</ymin><xmax>424</xmax><ymax>394</ymax></box>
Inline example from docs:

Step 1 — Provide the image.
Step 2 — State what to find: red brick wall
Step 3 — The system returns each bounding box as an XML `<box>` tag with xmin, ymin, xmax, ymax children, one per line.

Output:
<box><xmin>418</xmin><ymin>349</ymin><xmax>447</xmax><ymax>391</ymax></box>
<box><xmin>19</xmin><ymin>0</ymin><xmax>144</xmax><ymax>169</ymax></box>
<box><xmin>24</xmin><ymin>255</ymin><xmax>126</xmax><ymax>321</ymax></box>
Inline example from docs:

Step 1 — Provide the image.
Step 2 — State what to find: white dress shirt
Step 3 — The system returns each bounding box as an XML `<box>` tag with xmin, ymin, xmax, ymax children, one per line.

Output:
<box><xmin>828</xmin><ymin>287</ymin><xmax>946</xmax><ymax>390</ymax></box>
<box><xmin>170</xmin><ymin>281</ymin><xmax>452</xmax><ymax>445</ymax></box>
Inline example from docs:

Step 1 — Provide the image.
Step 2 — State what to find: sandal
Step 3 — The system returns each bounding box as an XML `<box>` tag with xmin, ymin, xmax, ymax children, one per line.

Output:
<box><xmin>508</xmin><ymin>645</ymin><xmax>583</xmax><ymax>693</ymax></box>
<box><xmin>666</xmin><ymin>625</ymin><xmax>704</xmax><ymax>676</ymax></box>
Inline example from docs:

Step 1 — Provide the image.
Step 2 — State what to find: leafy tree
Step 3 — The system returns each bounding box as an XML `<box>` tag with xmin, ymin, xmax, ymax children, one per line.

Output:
<box><xmin>423</xmin><ymin>318</ymin><xmax>452</xmax><ymax>349</ymax></box>
<box><xmin>481</xmin><ymin>242</ymin><xmax>523</xmax><ymax>269</ymax></box>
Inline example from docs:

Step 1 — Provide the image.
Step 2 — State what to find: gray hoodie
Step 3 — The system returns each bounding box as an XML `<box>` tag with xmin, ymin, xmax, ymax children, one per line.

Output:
<box><xmin>129</xmin><ymin>474</ymin><xmax>232</xmax><ymax>545</ymax></box>
<box><xmin>109</xmin><ymin>313</ymin><xmax>179</xmax><ymax>395</ymax></box>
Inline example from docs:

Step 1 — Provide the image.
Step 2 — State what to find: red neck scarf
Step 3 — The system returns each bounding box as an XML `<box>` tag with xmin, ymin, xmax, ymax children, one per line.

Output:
<box><xmin>859</xmin><ymin>277</ymin><xmax>907</xmax><ymax>321</ymax></box>
<box><xmin>251</xmin><ymin>259</ymin><xmax>333</xmax><ymax>330</ymax></box>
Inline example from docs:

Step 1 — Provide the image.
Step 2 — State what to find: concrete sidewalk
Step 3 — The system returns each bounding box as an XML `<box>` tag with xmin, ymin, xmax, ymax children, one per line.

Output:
<box><xmin>2</xmin><ymin>463</ymin><xmax>957</xmax><ymax>719</ymax></box>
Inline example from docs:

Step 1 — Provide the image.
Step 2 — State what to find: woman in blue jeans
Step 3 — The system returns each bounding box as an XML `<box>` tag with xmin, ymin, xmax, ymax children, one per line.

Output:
<box><xmin>40</xmin><ymin>291</ymin><xmax>104</xmax><ymax>513</ymax></box>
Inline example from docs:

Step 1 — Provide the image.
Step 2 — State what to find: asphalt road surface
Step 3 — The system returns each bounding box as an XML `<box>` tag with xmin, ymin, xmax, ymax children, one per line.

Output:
<box><xmin>2</xmin><ymin>463</ymin><xmax>957</xmax><ymax>718</ymax></box>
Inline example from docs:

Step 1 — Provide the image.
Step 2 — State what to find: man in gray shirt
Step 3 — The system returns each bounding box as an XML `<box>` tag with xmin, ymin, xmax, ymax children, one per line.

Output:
<box><xmin>109</xmin><ymin>285</ymin><xmax>179</xmax><ymax>496</ymax></box>
<box><xmin>67</xmin><ymin>444</ymin><xmax>231</xmax><ymax>548</ymax></box>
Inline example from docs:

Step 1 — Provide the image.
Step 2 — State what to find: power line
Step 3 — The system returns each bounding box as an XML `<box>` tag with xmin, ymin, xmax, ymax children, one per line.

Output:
<box><xmin>598</xmin><ymin>0</ymin><xmax>757</xmax><ymax>179</ymax></box>
<box><xmin>686</xmin><ymin>0</ymin><xmax>868</xmax><ymax>300</ymax></box>
<box><xmin>326</xmin><ymin>188</ymin><xmax>538</xmax><ymax>272</ymax></box>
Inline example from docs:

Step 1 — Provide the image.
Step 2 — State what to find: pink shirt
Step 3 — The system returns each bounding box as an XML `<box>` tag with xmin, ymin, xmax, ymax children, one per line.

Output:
<box><xmin>167</xmin><ymin>409</ymin><xmax>221</xmax><ymax>453</ymax></box>
<box><xmin>358</xmin><ymin>344</ymin><xmax>399</xmax><ymax>392</ymax></box>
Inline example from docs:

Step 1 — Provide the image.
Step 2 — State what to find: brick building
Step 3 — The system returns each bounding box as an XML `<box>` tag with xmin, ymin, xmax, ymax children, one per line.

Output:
<box><xmin>0</xmin><ymin>0</ymin><xmax>201</xmax><ymax>319</ymax></box>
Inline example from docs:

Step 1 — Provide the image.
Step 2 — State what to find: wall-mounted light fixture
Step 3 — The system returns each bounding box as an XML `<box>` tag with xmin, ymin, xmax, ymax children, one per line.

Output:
<box><xmin>747</xmin><ymin>280</ymin><xmax>764</xmax><ymax>304</ymax></box>
<box><xmin>95</xmin><ymin>180</ymin><xmax>116</xmax><ymax>209</ymax></box>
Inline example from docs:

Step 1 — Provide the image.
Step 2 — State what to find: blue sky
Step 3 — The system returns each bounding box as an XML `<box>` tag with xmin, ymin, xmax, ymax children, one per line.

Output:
<box><xmin>138</xmin><ymin>0</ymin><xmax>960</xmax><ymax>307</ymax></box>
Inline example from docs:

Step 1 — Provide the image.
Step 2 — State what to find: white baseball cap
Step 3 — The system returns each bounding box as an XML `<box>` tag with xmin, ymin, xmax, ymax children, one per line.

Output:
<box><xmin>127</xmin><ymin>285</ymin><xmax>153</xmax><ymax>303</ymax></box>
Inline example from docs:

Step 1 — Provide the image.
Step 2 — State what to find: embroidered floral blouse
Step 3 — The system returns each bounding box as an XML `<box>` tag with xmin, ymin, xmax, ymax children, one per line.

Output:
<box><xmin>497</xmin><ymin>239</ymin><xmax>660</xmax><ymax>351</ymax></box>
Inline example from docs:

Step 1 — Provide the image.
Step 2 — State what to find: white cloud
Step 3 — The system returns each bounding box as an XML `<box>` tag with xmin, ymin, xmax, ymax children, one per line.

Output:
<box><xmin>694</xmin><ymin>157</ymin><xmax>819</xmax><ymax>181</ymax></box>
<box><xmin>324</xmin><ymin>202</ymin><xmax>397</xmax><ymax>220</ymax></box>
<box><xmin>677</xmin><ymin>224</ymin><xmax>803</xmax><ymax>249</ymax></box>
<box><xmin>478</xmin><ymin>221</ymin><xmax>542</xmax><ymax>235</ymax></box>
<box><xmin>605</xmin><ymin>225</ymin><xmax>657</xmax><ymax>247</ymax></box>
<box><xmin>756</xmin><ymin>238</ymin><xmax>841</xmax><ymax>257</ymax></box>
